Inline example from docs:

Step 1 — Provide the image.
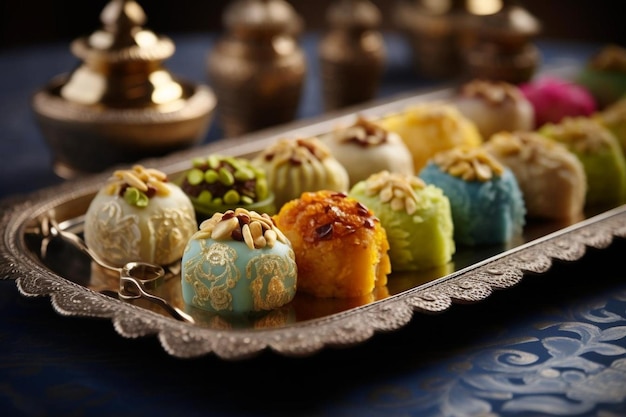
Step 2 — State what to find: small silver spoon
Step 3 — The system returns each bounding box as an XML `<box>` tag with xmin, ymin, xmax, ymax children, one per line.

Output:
<box><xmin>42</xmin><ymin>216</ymin><xmax>194</xmax><ymax>324</ymax></box>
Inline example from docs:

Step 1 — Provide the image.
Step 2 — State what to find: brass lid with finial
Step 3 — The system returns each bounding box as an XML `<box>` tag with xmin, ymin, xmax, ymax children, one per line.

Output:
<box><xmin>32</xmin><ymin>0</ymin><xmax>216</xmax><ymax>179</ymax></box>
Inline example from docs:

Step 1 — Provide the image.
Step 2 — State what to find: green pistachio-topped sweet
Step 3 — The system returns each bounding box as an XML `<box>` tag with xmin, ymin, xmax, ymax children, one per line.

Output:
<box><xmin>179</xmin><ymin>155</ymin><xmax>275</xmax><ymax>217</ymax></box>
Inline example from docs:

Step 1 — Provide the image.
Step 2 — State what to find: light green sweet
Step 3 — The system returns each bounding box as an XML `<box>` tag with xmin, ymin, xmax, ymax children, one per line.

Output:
<box><xmin>539</xmin><ymin>117</ymin><xmax>626</xmax><ymax>208</ymax></box>
<box><xmin>181</xmin><ymin>238</ymin><xmax>297</xmax><ymax>314</ymax></box>
<box><xmin>349</xmin><ymin>174</ymin><xmax>455</xmax><ymax>271</ymax></box>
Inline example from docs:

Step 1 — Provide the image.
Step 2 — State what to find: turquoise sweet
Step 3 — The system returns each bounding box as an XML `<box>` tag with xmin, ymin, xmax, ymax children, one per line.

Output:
<box><xmin>181</xmin><ymin>208</ymin><xmax>297</xmax><ymax>314</ymax></box>
<box><xmin>419</xmin><ymin>146</ymin><xmax>526</xmax><ymax>246</ymax></box>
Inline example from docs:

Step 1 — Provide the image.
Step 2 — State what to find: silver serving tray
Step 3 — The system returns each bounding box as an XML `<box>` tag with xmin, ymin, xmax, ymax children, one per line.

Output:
<box><xmin>2</xmin><ymin>72</ymin><xmax>626</xmax><ymax>360</ymax></box>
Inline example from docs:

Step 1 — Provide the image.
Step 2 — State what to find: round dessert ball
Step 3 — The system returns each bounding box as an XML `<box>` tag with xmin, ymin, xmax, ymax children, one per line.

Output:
<box><xmin>273</xmin><ymin>190</ymin><xmax>391</xmax><ymax>298</ymax></box>
<box><xmin>519</xmin><ymin>76</ymin><xmax>597</xmax><ymax>129</ymax></box>
<box><xmin>348</xmin><ymin>170</ymin><xmax>455</xmax><ymax>272</ymax></box>
<box><xmin>319</xmin><ymin>115</ymin><xmax>414</xmax><ymax>186</ymax></box>
<box><xmin>451</xmin><ymin>79</ymin><xmax>535</xmax><ymax>139</ymax></box>
<box><xmin>177</xmin><ymin>154</ymin><xmax>275</xmax><ymax>219</ymax></box>
<box><xmin>539</xmin><ymin>116</ymin><xmax>626</xmax><ymax>208</ymax></box>
<box><xmin>84</xmin><ymin>165</ymin><xmax>197</xmax><ymax>268</ymax></box>
<box><xmin>251</xmin><ymin>136</ymin><xmax>350</xmax><ymax>209</ymax></box>
<box><xmin>419</xmin><ymin>146</ymin><xmax>526</xmax><ymax>246</ymax></box>
<box><xmin>181</xmin><ymin>208</ymin><xmax>297</xmax><ymax>314</ymax></box>
<box><xmin>576</xmin><ymin>44</ymin><xmax>626</xmax><ymax>109</ymax></box>
<box><xmin>376</xmin><ymin>101</ymin><xmax>483</xmax><ymax>173</ymax></box>
<box><xmin>484</xmin><ymin>131</ymin><xmax>587</xmax><ymax>221</ymax></box>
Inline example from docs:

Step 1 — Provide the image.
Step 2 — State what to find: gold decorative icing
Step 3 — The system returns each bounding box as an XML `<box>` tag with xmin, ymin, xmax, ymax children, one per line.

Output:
<box><xmin>104</xmin><ymin>164</ymin><xmax>170</xmax><ymax>198</ymax></box>
<box><xmin>542</xmin><ymin>117</ymin><xmax>616</xmax><ymax>154</ymax></box>
<box><xmin>333</xmin><ymin>115</ymin><xmax>388</xmax><ymax>146</ymax></box>
<box><xmin>192</xmin><ymin>208</ymin><xmax>289</xmax><ymax>250</ymax></box>
<box><xmin>88</xmin><ymin>200</ymin><xmax>196</xmax><ymax>266</ymax></box>
<box><xmin>182</xmin><ymin>240</ymin><xmax>297</xmax><ymax>313</ymax></box>
<box><xmin>248</xmin><ymin>255</ymin><xmax>296</xmax><ymax>311</ymax></box>
<box><xmin>433</xmin><ymin>146</ymin><xmax>504</xmax><ymax>182</ymax></box>
<box><xmin>459</xmin><ymin>79</ymin><xmax>526</xmax><ymax>106</ymax></box>
<box><xmin>362</xmin><ymin>170</ymin><xmax>426</xmax><ymax>215</ymax></box>
<box><xmin>184</xmin><ymin>241</ymin><xmax>240</xmax><ymax>311</ymax></box>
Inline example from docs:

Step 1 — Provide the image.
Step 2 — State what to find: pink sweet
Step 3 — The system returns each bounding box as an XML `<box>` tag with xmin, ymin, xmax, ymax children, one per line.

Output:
<box><xmin>520</xmin><ymin>76</ymin><xmax>597</xmax><ymax>128</ymax></box>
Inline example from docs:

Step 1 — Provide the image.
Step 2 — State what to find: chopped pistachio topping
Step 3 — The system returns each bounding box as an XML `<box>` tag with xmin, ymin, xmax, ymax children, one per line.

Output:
<box><xmin>363</xmin><ymin>170</ymin><xmax>426</xmax><ymax>215</ymax></box>
<box><xmin>542</xmin><ymin>117</ymin><xmax>615</xmax><ymax>154</ymax></box>
<box><xmin>433</xmin><ymin>146</ymin><xmax>504</xmax><ymax>182</ymax></box>
<box><xmin>259</xmin><ymin>137</ymin><xmax>332</xmax><ymax>166</ymax></box>
<box><xmin>333</xmin><ymin>115</ymin><xmax>388</xmax><ymax>147</ymax></box>
<box><xmin>181</xmin><ymin>155</ymin><xmax>270</xmax><ymax>206</ymax></box>
<box><xmin>104</xmin><ymin>165</ymin><xmax>170</xmax><ymax>207</ymax></box>
<box><xmin>192</xmin><ymin>208</ymin><xmax>288</xmax><ymax>250</ymax></box>
<box><xmin>459</xmin><ymin>79</ymin><xmax>525</xmax><ymax>105</ymax></box>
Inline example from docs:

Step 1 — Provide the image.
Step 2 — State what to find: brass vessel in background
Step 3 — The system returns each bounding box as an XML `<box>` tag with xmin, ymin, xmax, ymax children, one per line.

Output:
<box><xmin>318</xmin><ymin>0</ymin><xmax>386</xmax><ymax>111</ymax></box>
<box><xmin>393</xmin><ymin>0</ymin><xmax>467</xmax><ymax>80</ymax></box>
<box><xmin>460</xmin><ymin>1</ymin><xmax>542</xmax><ymax>84</ymax></box>
<box><xmin>31</xmin><ymin>0</ymin><xmax>216</xmax><ymax>179</ymax></box>
<box><xmin>206</xmin><ymin>0</ymin><xmax>307</xmax><ymax>138</ymax></box>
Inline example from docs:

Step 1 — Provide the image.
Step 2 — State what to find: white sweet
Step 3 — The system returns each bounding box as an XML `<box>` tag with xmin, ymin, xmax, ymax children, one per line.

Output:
<box><xmin>84</xmin><ymin>165</ymin><xmax>197</xmax><ymax>268</ymax></box>
<box><xmin>320</xmin><ymin>115</ymin><xmax>414</xmax><ymax>186</ymax></box>
<box><xmin>451</xmin><ymin>79</ymin><xmax>535</xmax><ymax>140</ymax></box>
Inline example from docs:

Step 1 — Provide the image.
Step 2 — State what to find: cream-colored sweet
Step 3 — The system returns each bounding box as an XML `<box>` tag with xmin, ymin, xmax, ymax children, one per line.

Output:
<box><xmin>539</xmin><ymin>116</ymin><xmax>626</xmax><ymax>208</ymax></box>
<box><xmin>84</xmin><ymin>165</ymin><xmax>197</xmax><ymax>268</ymax></box>
<box><xmin>319</xmin><ymin>115</ymin><xmax>414</xmax><ymax>186</ymax></box>
<box><xmin>484</xmin><ymin>131</ymin><xmax>587</xmax><ymax>220</ymax></box>
<box><xmin>376</xmin><ymin>101</ymin><xmax>483</xmax><ymax>173</ymax></box>
<box><xmin>451</xmin><ymin>79</ymin><xmax>535</xmax><ymax>139</ymax></box>
<box><xmin>251</xmin><ymin>136</ymin><xmax>350</xmax><ymax>208</ymax></box>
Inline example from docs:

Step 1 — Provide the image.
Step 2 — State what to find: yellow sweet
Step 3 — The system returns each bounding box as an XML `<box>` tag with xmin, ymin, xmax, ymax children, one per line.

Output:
<box><xmin>376</xmin><ymin>102</ymin><xmax>483</xmax><ymax>173</ymax></box>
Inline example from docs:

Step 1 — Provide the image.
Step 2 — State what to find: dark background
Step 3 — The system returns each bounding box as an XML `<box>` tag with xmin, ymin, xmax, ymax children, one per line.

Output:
<box><xmin>1</xmin><ymin>0</ymin><xmax>625</xmax><ymax>49</ymax></box>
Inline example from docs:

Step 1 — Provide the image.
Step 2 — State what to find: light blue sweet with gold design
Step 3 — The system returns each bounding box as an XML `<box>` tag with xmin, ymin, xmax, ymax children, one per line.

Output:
<box><xmin>181</xmin><ymin>208</ymin><xmax>297</xmax><ymax>314</ymax></box>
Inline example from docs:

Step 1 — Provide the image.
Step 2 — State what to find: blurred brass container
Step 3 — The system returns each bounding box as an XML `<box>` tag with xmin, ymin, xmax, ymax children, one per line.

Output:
<box><xmin>31</xmin><ymin>0</ymin><xmax>216</xmax><ymax>179</ymax></box>
<box><xmin>393</xmin><ymin>0</ymin><xmax>467</xmax><ymax>79</ymax></box>
<box><xmin>318</xmin><ymin>0</ymin><xmax>386</xmax><ymax>111</ymax></box>
<box><xmin>461</xmin><ymin>3</ymin><xmax>541</xmax><ymax>84</ymax></box>
<box><xmin>207</xmin><ymin>0</ymin><xmax>306</xmax><ymax>138</ymax></box>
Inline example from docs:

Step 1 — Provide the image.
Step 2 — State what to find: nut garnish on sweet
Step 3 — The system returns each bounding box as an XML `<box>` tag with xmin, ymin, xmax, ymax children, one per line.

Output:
<box><xmin>261</xmin><ymin>137</ymin><xmax>332</xmax><ymax>166</ymax></box>
<box><xmin>181</xmin><ymin>155</ymin><xmax>270</xmax><ymax>207</ymax></box>
<box><xmin>486</xmin><ymin>131</ymin><xmax>564</xmax><ymax>162</ymax></box>
<box><xmin>433</xmin><ymin>146</ymin><xmax>504</xmax><ymax>182</ymax></box>
<box><xmin>104</xmin><ymin>164</ymin><xmax>170</xmax><ymax>207</ymax></box>
<box><xmin>192</xmin><ymin>208</ymin><xmax>288</xmax><ymax>250</ymax></box>
<box><xmin>333</xmin><ymin>115</ymin><xmax>388</xmax><ymax>147</ymax></box>
<box><xmin>544</xmin><ymin>117</ymin><xmax>614</xmax><ymax>154</ymax></box>
<box><xmin>363</xmin><ymin>171</ymin><xmax>426</xmax><ymax>215</ymax></box>
<box><xmin>459</xmin><ymin>79</ymin><xmax>525</xmax><ymax>106</ymax></box>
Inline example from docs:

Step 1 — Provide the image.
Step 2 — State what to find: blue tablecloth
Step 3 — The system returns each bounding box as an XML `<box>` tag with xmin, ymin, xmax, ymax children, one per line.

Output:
<box><xmin>3</xmin><ymin>33</ymin><xmax>626</xmax><ymax>417</ymax></box>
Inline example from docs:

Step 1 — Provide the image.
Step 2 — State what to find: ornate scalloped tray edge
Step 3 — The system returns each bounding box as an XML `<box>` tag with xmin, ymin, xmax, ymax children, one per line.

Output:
<box><xmin>3</xmin><ymin>71</ymin><xmax>626</xmax><ymax>360</ymax></box>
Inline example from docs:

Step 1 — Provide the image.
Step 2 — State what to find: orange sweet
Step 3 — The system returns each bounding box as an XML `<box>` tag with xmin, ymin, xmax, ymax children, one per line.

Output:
<box><xmin>273</xmin><ymin>190</ymin><xmax>391</xmax><ymax>298</ymax></box>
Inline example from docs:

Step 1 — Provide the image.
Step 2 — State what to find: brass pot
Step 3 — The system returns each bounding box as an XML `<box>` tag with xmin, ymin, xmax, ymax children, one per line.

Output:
<box><xmin>31</xmin><ymin>0</ymin><xmax>216</xmax><ymax>178</ymax></box>
<box><xmin>207</xmin><ymin>0</ymin><xmax>306</xmax><ymax>138</ymax></box>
